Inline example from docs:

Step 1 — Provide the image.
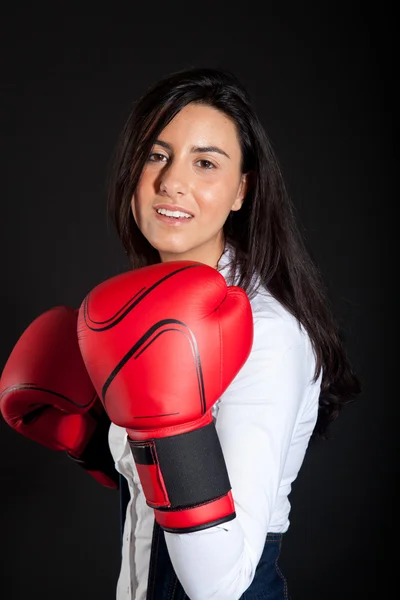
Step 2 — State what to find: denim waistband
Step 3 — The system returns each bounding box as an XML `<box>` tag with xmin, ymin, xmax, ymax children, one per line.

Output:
<box><xmin>265</xmin><ymin>532</ymin><xmax>283</xmax><ymax>542</ymax></box>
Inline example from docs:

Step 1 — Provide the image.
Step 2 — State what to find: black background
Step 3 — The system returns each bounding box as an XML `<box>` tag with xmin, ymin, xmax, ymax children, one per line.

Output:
<box><xmin>1</xmin><ymin>3</ymin><xmax>394</xmax><ymax>599</ymax></box>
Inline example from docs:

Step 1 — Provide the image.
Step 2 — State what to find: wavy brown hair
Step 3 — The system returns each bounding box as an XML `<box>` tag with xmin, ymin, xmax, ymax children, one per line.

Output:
<box><xmin>107</xmin><ymin>66</ymin><xmax>361</xmax><ymax>439</ymax></box>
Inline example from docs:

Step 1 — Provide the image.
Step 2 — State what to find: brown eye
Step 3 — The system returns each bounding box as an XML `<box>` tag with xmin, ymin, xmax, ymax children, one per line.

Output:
<box><xmin>196</xmin><ymin>159</ymin><xmax>215</xmax><ymax>170</ymax></box>
<box><xmin>148</xmin><ymin>153</ymin><xmax>167</xmax><ymax>163</ymax></box>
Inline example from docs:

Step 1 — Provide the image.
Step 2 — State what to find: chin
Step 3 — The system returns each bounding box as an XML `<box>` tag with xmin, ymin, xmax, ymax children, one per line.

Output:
<box><xmin>151</xmin><ymin>237</ymin><xmax>192</xmax><ymax>257</ymax></box>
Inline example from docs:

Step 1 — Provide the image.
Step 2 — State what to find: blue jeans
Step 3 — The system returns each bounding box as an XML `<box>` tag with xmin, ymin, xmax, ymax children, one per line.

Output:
<box><xmin>146</xmin><ymin>522</ymin><xmax>290</xmax><ymax>599</ymax></box>
<box><xmin>240</xmin><ymin>532</ymin><xmax>290</xmax><ymax>599</ymax></box>
<box><xmin>120</xmin><ymin>478</ymin><xmax>290</xmax><ymax>599</ymax></box>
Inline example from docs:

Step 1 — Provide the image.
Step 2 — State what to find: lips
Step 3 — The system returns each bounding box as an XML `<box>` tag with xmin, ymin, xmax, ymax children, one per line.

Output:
<box><xmin>154</xmin><ymin>204</ymin><xmax>194</xmax><ymax>218</ymax></box>
<box><xmin>154</xmin><ymin>211</ymin><xmax>193</xmax><ymax>225</ymax></box>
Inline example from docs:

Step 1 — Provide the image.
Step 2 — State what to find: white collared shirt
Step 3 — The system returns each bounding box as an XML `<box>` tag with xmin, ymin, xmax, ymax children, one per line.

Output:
<box><xmin>108</xmin><ymin>249</ymin><xmax>322</xmax><ymax>600</ymax></box>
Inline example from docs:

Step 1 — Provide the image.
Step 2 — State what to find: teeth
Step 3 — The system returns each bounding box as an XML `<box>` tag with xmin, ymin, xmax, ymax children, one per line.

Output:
<box><xmin>157</xmin><ymin>208</ymin><xmax>192</xmax><ymax>218</ymax></box>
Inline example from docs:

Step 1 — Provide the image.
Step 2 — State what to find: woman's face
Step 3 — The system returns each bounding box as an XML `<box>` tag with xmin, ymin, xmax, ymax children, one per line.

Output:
<box><xmin>131</xmin><ymin>102</ymin><xmax>248</xmax><ymax>267</ymax></box>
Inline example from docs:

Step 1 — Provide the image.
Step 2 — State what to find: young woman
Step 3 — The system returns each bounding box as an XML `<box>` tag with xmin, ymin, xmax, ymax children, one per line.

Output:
<box><xmin>101</xmin><ymin>66</ymin><xmax>361</xmax><ymax>599</ymax></box>
<box><xmin>0</xmin><ymin>66</ymin><xmax>361</xmax><ymax>600</ymax></box>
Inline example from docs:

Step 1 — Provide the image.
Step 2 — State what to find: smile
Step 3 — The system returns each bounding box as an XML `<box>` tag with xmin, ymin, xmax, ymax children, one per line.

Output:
<box><xmin>154</xmin><ymin>207</ymin><xmax>193</xmax><ymax>226</ymax></box>
<box><xmin>156</xmin><ymin>208</ymin><xmax>192</xmax><ymax>219</ymax></box>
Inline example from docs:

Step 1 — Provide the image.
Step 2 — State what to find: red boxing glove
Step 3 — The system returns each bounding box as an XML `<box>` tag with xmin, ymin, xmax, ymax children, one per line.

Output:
<box><xmin>0</xmin><ymin>306</ymin><xmax>118</xmax><ymax>489</ymax></box>
<box><xmin>77</xmin><ymin>261</ymin><xmax>253</xmax><ymax>532</ymax></box>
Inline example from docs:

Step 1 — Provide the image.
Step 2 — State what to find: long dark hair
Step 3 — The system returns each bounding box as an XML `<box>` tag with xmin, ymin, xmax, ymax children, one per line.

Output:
<box><xmin>107</xmin><ymin>66</ymin><xmax>361</xmax><ymax>440</ymax></box>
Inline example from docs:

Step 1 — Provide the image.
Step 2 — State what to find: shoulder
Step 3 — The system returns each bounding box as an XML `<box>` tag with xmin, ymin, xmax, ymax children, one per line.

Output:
<box><xmin>218</xmin><ymin>245</ymin><xmax>316</xmax><ymax>372</ymax></box>
<box><xmin>219</xmin><ymin>283</ymin><xmax>320</xmax><ymax>406</ymax></box>
<box><xmin>250</xmin><ymin>284</ymin><xmax>312</xmax><ymax>361</ymax></box>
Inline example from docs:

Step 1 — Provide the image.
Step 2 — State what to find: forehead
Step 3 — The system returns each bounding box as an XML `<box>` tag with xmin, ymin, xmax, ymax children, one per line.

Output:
<box><xmin>159</xmin><ymin>103</ymin><xmax>240</xmax><ymax>147</ymax></box>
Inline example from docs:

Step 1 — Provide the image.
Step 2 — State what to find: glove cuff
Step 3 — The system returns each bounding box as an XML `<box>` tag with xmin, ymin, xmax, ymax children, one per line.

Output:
<box><xmin>129</xmin><ymin>420</ymin><xmax>234</xmax><ymax>532</ymax></box>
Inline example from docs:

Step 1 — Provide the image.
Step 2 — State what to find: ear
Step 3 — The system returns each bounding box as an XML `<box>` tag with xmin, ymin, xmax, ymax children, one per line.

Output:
<box><xmin>231</xmin><ymin>172</ymin><xmax>251</xmax><ymax>211</ymax></box>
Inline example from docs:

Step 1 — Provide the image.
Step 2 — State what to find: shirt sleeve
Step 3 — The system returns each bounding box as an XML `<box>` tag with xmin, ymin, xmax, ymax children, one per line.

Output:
<box><xmin>164</xmin><ymin>314</ymin><xmax>318</xmax><ymax>600</ymax></box>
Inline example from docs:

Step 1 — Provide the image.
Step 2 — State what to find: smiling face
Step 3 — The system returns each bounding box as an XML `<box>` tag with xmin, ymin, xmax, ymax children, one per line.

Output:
<box><xmin>131</xmin><ymin>102</ymin><xmax>248</xmax><ymax>267</ymax></box>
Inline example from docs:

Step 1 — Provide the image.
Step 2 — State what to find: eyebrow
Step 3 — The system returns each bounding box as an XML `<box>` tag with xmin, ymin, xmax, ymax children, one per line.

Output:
<box><xmin>154</xmin><ymin>139</ymin><xmax>230</xmax><ymax>159</ymax></box>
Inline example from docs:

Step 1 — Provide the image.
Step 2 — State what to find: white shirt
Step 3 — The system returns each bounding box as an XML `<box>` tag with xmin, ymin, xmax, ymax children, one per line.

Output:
<box><xmin>108</xmin><ymin>248</ymin><xmax>322</xmax><ymax>600</ymax></box>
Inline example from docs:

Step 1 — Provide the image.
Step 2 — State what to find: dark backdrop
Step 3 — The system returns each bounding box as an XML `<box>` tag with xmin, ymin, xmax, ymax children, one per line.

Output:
<box><xmin>1</xmin><ymin>3</ymin><xmax>394</xmax><ymax>599</ymax></box>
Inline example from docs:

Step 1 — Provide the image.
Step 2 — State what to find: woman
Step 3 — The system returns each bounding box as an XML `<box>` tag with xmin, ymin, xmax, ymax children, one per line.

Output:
<box><xmin>0</xmin><ymin>65</ymin><xmax>360</xmax><ymax>600</ymax></box>
<box><xmin>101</xmin><ymin>66</ymin><xmax>361</xmax><ymax>599</ymax></box>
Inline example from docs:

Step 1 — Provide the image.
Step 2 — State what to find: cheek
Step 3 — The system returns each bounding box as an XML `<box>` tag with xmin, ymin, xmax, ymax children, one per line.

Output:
<box><xmin>139</xmin><ymin>168</ymin><xmax>157</xmax><ymax>193</ymax></box>
<box><xmin>197</xmin><ymin>179</ymin><xmax>239</xmax><ymax>212</ymax></box>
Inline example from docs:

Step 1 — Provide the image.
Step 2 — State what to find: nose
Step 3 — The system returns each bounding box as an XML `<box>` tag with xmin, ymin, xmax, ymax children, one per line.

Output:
<box><xmin>159</xmin><ymin>159</ymin><xmax>189</xmax><ymax>198</ymax></box>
